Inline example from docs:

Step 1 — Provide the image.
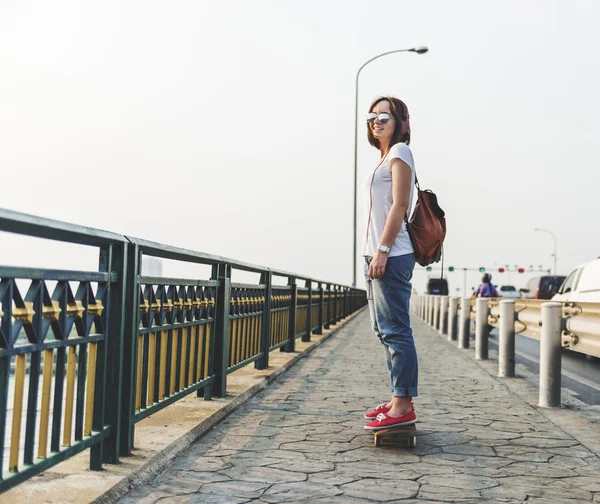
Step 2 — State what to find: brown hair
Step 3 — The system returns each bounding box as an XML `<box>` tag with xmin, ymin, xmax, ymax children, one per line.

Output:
<box><xmin>367</xmin><ymin>96</ymin><xmax>411</xmax><ymax>150</ymax></box>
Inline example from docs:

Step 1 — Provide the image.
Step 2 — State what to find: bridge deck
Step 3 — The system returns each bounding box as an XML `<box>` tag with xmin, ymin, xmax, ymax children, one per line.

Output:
<box><xmin>118</xmin><ymin>311</ymin><xmax>600</xmax><ymax>503</ymax></box>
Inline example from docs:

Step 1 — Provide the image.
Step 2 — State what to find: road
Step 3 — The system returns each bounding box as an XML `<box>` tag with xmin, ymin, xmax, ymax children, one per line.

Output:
<box><xmin>487</xmin><ymin>328</ymin><xmax>600</xmax><ymax>405</ymax></box>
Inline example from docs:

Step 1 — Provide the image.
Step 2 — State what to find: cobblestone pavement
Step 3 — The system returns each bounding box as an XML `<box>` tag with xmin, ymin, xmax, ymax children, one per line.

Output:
<box><xmin>119</xmin><ymin>312</ymin><xmax>600</xmax><ymax>503</ymax></box>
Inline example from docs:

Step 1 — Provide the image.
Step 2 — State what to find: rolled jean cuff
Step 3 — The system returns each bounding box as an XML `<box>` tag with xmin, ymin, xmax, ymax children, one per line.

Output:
<box><xmin>392</xmin><ymin>387</ymin><xmax>418</xmax><ymax>398</ymax></box>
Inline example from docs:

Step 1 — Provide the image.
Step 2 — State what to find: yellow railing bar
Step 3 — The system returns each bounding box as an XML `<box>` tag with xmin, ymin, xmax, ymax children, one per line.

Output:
<box><xmin>9</xmin><ymin>354</ymin><xmax>27</xmax><ymax>472</ymax></box>
<box><xmin>148</xmin><ymin>332</ymin><xmax>156</xmax><ymax>405</ymax></box>
<box><xmin>62</xmin><ymin>345</ymin><xmax>77</xmax><ymax>446</ymax></box>
<box><xmin>84</xmin><ymin>342</ymin><xmax>97</xmax><ymax>436</ymax></box>
<box><xmin>188</xmin><ymin>327</ymin><xmax>196</xmax><ymax>384</ymax></box>
<box><xmin>169</xmin><ymin>330</ymin><xmax>177</xmax><ymax>395</ymax></box>
<box><xmin>135</xmin><ymin>335</ymin><xmax>143</xmax><ymax>411</ymax></box>
<box><xmin>179</xmin><ymin>327</ymin><xmax>188</xmax><ymax>390</ymax></box>
<box><xmin>159</xmin><ymin>331</ymin><xmax>167</xmax><ymax>400</ymax></box>
<box><xmin>38</xmin><ymin>349</ymin><xmax>53</xmax><ymax>459</ymax></box>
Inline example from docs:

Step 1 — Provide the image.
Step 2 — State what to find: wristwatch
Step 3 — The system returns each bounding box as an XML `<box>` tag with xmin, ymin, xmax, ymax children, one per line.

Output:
<box><xmin>377</xmin><ymin>243</ymin><xmax>391</xmax><ymax>253</ymax></box>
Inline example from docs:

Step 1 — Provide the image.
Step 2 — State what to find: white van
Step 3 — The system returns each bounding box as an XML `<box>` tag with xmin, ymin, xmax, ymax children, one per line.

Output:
<box><xmin>552</xmin><ymin>258</ymin><xmax>600</xmax><ymax>303</ymax></box>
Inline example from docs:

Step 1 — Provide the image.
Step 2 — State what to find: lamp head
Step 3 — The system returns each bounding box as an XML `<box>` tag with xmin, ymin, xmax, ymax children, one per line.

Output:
<box><xmin>411</xmin><ymin>46</ymin><xmax>429</xmax><ymax>54</ymax></box>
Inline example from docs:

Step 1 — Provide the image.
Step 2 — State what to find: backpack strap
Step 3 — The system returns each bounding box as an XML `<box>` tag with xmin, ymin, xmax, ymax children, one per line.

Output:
<box><xmin>404</xmin><ymin>171</ymin><xmax>420</xmax><ymax>224</ymax></box>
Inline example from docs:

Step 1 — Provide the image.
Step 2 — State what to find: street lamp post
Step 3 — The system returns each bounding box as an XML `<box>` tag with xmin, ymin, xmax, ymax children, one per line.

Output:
<box><xmin>534</xmin><ymin>228</ymin><xmax>558</xmax><ymax>275</ymax></box>
<box><xmin>352</xmin><ymin>46</ymin><xmax>428</xmax><ymax>287</ymax></box>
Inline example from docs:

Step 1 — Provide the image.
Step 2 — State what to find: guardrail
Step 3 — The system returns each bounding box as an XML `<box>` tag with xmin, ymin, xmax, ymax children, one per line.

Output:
<box><xmin>412</xmin><ymin>294</ymin><xmax>600</xmax><ymax>358</ymax></box>
<box><xmin>0</xmin><ymin>208</ymin><xmax>367</xmax><ymax>492</ymax></box>
<box><xmin>411</xmin><ymin>293</ymin><xmax>600</xmax><ymax>407</ymax></box>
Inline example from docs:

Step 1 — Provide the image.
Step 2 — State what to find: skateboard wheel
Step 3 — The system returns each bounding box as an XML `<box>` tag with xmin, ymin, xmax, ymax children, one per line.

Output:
<box><xmin>374</xmin><ymin>436</ymin><xmax>382</xmax><ymax>447</ymax></box>
<box><xmin>408</xmin><ymin>437</ymin><xmax>416</xmax><ymax>448</ymax></box>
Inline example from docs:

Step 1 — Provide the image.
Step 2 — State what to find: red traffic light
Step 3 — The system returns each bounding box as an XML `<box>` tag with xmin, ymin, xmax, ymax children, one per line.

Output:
<box><xmin>498</xmin><ymin>268</ymin><xmax>505</xmax><ymax>273</ymax></box>
<box><xmin>518</xmin><ymin>268</ymin><xmax>525</xmax><ymax>273</ymax></box>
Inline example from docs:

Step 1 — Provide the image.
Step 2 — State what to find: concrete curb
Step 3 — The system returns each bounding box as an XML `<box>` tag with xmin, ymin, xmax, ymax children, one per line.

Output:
<box><xmin>92</xmin><ymin>308</ymin><xmax>366</xmax><ymax>504</ymax></box>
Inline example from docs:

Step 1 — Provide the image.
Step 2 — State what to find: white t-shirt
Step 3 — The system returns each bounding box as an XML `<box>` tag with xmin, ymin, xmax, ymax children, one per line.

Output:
<box><xmin>362</xmin><ymin>142</ymin><xmax>416</xmax><ymax>258</ymax></box>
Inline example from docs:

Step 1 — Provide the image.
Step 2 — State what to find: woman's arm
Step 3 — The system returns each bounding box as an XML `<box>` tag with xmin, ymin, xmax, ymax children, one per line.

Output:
<box><xmin>368</xmin><ymin>158</ymin><xmax>413</xmax><ymax>279</ymax></box>
<box><xmin>379</xmin><ymin>158</ymin><xmax>412</xmax><ymax>246</ymax></box>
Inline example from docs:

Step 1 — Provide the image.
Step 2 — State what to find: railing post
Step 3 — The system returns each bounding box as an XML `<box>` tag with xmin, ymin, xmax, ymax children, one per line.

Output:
<box><xmin>432</xmin><ymin>296</ymin><xmax>440</xmax><ymax>330</ymax></box>
<box><xmin>439</xmin><ymin>296</ymin><xmax>448</xmax><ymax>335</ymax></box>
<box><xmin>499</xmin><ymin>300</ymin><xmax>516</xmax><ymax>378</ymax></box>
<box><xmin>458</xmin><ymin>297</ymin><xmax>471</xmax><ymax>349</ymax></box>
<box><xmin>539</xmin><ymin>302</ymin><xmax>562</xmax><ymax>408</ymax></box>
<box><xmin>211</xmin><ymin>263</ymin><xmax>231</xmax><ymax>396</ymax></box>
<box><xmin>303</xmin><ymin>279</ymin><xmax>312</xmax><ymax>342</ymax></box>
<box><xmin>475</xmin><ymin>298</ymin><xmax>489</xmax><ymax>360</ymax></box>
<box><xmin>285</xmin><ymin>277</ymin><xmax>297</xmax><ymax>352</ymax></box>
<box><xmin>96</xmin><ymin>241</ymin><xmax>127</xmax><ymax>464</ymax></box>
<box><xmin>315</xmin><ymin>282</ymin><xmax>324</xmax><ymax>335</ymax></box>
<box><xmin>332</xmin><ymin>285</ymin><xmax>338</xmax><ymax>324</ymax></box>
<box><xmin>119</xmin><ymin>243</ymin><xmax>140</xmax><ymax>456</ymax></box>
<box><xmin>447</xmin><ymin>297</ymin><xmax>458</xmax><ymax>341</ymax></box>
<box><xmin>344</xmin><ymin>287</ymin><xmax>348</xmax><ymax>317</ymax></box>
<box><xmin>324</xmin><ymin>284</ymin><xmax>331</xmax><ymax>330</ymax></box>
<box><xmin>256</xmin><ymin>270</ymin><xmax>272</xmax><ymax>369</ymax></box>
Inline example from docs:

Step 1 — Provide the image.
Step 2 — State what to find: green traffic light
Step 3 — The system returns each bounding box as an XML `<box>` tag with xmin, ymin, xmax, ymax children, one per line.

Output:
<box><xmin>448</xmin><ymin>266</ymin><xmax>454</xmax><ymax>272</ymax></box>
<box><xmin>426</xmin><ymin>266</ymin><xmax>432</xmax><ymax>271</ymax></box>
<box><xmin>479</xmin><ymin>267</ymin><xmax>485</xmax><ymax>272</ymax></box>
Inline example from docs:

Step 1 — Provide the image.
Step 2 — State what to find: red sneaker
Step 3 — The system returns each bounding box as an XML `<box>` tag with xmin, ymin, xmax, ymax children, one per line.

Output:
<box><xmin>363</xmin><ymin>410</ymin><xmax>417</xmax><ymax>430</ymax></box>
<box><xmin>364</xmin><ymin>403</ymin><xmax>390</xmax><ymax>419</ymax></box>
<box><xmin>364</xmin><ymin>401</ymin><xmax>415</xmax><ymax>419</ymax></box>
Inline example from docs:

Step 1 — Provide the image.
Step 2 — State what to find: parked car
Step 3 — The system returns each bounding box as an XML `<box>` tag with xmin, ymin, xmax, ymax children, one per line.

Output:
<box><xmin>520</xmin><ymin>275</ymin><xmax>566</xmax><ymax>300</ymax></box>
<box><xmin>427</xmin><ymin>278</ymin><xmax>448</xmax><ymax>295</ymax></box>
<box><xmin>499</xmin><ymin>285</ymin><xmax>520</xmax><ymax>299</ymax></box>
<box><xmin>552</xmin><ymin>258</ymin><xmax>600</xmax><ymax>303</ymax></box>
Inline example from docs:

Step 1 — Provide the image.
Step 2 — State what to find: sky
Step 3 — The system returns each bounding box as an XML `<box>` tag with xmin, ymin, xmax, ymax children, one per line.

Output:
<box><xmin>1</xmin><ymin>0</ymin><xmax>599</xmax><ymax>294</ymax></box>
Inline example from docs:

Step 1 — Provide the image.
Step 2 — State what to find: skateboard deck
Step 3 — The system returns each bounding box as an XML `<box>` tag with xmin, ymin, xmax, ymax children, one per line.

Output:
<box><xmin>372</xmin><ymin>423</ymin><xmax>425</xmax><ymax>447</ymax></box>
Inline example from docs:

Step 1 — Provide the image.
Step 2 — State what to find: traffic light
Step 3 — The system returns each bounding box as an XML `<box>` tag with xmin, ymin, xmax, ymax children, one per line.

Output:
<box><xmin>448</xmin><ymin>266</ymin><xmax>454</xmax><ymax>272</ymax></box>
<box><xmin>518</xmin><ymin>268</ymin><xmax>525</xmax><ymax>273</ymax></box>
<box><xmin>426</xmin><ymin>266</ymin><xmax>432</xmax><ymax>271</ymax></box>
<box><xmin>479</xmin><ymin>267</ymin><xmax>485</xmax><ymax>272</ymax></box>
<box><xmin>498</xmin><ymin>268</ymin><xmax>505</xmax><ymax>273</ymax></box>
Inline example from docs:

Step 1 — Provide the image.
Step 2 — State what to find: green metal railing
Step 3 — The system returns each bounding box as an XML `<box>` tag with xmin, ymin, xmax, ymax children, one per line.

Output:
<box><xmin>0</xmin><ymin>208</ymin><xmax>367</xmax><ymax>492</ymax></box>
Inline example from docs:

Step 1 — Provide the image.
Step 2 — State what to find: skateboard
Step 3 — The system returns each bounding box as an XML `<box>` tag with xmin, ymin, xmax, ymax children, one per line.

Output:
<box><xmin>372</xmin><ymin>423</ymin><xmax>422</xmax><ymax>448</ymax></box>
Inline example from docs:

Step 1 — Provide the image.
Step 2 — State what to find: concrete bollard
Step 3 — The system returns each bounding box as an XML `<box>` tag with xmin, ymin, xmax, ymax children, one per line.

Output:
<box><xmin>428</xmin><ymin>296</ymin><xmax>434</xmax><ymax>326</ymax></box>
<box><xmin>475</xmin><ymin>298</ymin><xmax>490</xmax><ymax>360</ymax></box>
<box><xmin>433</xmin><ymin>296</ymin><xmax>440</xmax><ymax>330</ymax></box>
<box><xmin>448</xmin><ymin>297</ymin><xmax>458</xmax><ymax>341</ymax></box>
<box><xmin>439</xmin><ymin>295</ymin><xmax>448</xmax><ymax>335</ymax></box>
<box><xmin>539</xmin><ymin>302</ymin><xmax>563</xmax><ymax>408</ymax></box>
<box><xmin>498</xmin><ymin>300</ymin><xmax>516</xmax><ymax>377</ymax></box>
<box><xmin>458</xmin><ymin>297</ymin><xmax>471</xmax><ymax>349</ymax></box>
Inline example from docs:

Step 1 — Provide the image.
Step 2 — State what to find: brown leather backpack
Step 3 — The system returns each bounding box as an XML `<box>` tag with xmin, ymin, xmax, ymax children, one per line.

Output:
<box><xmin>405</xmin><ymin>177</ymin><xmax>446</xmax><ymax>267</ymax></box>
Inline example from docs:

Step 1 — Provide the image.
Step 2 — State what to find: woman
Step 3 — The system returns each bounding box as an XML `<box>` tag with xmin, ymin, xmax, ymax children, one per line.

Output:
<box><xmin>475</xmin><ymin>273</ymin><xmax>498</xmax><ymax>298</ymax></box>
<box><xmin>362</xmin><ymin>96</ymin><xmax>418</xmax><ymax>430</ymax></box>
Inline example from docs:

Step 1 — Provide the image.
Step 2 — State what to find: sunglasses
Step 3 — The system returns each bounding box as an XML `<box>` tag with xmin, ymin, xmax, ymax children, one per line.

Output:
<box><xmin>366</xmin><ymin>112</ymin><xmax>391</xmax><ymax>125</ymax></box>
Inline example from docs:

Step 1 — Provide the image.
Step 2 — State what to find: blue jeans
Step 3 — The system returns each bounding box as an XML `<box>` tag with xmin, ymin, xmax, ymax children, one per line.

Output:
<box><xmin>365</xmin><ymin>253</ymin><xmax>418</xmax><ymax>398</ymax></box>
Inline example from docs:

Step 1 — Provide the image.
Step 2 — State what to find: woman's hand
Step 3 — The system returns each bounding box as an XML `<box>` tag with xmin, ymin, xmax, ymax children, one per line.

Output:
<box><xmin>368</xmin><ymin>251</ymin><xmax>388</xmax><ymax>279</ymax></box>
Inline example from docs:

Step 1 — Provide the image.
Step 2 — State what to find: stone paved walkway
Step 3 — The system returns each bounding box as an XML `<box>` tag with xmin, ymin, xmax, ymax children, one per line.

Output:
<box><xmin>118</xmin><ymin>311</ymin><xmax>600</xmax><ymax>503</ymax></box>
